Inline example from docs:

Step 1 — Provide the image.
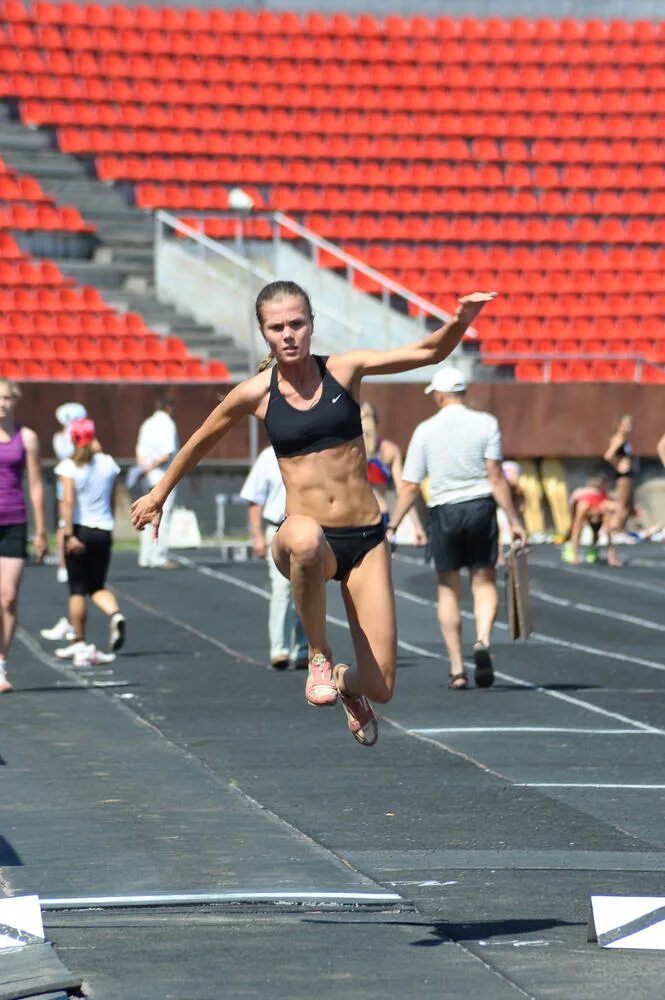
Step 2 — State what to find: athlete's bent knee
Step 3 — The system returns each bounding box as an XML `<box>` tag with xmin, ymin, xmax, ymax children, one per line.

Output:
<box><xmin>285</xmin><ymin>525</ymin><xmax>326</xmax><ymax>566</ymax></box>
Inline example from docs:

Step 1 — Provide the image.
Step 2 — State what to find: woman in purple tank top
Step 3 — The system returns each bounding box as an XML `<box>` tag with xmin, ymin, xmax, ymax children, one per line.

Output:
<box><xmin>0</xmin><ymin>379</ymin><xmax>47</xmax><ymax>693</ymax></box>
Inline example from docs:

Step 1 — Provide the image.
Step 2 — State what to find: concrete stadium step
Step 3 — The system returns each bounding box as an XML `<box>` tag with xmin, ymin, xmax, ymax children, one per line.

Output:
<box><xmin>0</xmin><ymin>122</ymin><xmax>53</xmax><ymax>154</ymax></box>
<box><xmin>53</xmin><ymin>257</ymin><xmax>153</xmax><ymax>290</ymax></box>
<box><xmin>0</xmin><ymin>105</ymin><xmax>251</xmax><ymax>373</ymax></box>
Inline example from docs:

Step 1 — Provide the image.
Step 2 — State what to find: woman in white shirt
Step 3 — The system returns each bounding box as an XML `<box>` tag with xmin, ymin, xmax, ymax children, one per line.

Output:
<box><xmin>54</xmin><ymin>417</ymin><xmax>126</xmax><ymax>667</ymax></box>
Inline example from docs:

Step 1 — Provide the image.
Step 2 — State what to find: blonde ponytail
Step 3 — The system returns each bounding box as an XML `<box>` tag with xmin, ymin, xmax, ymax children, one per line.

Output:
<box><xmin>257</xmin><ymin>351</ymin><xmax>275</xmax><ymax>373</ymax></box>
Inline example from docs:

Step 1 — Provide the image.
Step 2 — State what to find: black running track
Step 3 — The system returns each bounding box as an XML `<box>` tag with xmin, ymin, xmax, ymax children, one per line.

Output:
<box><xmin>2</xmin><ymin>544</ymin><xmax>665</xmax><ymax>999</ymax></box>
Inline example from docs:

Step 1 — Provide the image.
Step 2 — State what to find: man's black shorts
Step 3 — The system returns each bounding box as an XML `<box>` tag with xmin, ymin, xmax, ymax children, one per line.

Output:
<box><xmin>428</xmin><ymin>496</ymin><xmax>497</xmax><ymax>573</ymax></box>
<box><xmin>0</xmin><ymin>522</ymin><xmax>28</xmax><ymax>559</ymax></box>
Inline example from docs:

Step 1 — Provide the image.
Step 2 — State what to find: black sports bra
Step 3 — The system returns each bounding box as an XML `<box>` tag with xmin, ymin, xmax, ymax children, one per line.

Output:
<box><xmin>264</xmin><ymin>355</ymin><xmax>363</xmax><ymax>459</ymax></box>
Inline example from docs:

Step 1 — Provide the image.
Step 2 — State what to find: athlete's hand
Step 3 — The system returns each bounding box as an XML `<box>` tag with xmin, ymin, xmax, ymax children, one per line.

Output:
<box><xmin>32</xmin><ymin>530</ymin><xmax>48</xmax><ymax>561</ymax></box>
<box><xmin>65</xmin><ymin>536</ymin><xmax>85</xmax><ymax>555</ymax></box>
<box><xmin>131</xmin><ymin>490</ymin><xmax>163</xmax><ymax>540</ymax></box>
<box><xmin>456</xmin><ymin>291</ymin><xmax>497</xmax><ymax>328</ymax></box>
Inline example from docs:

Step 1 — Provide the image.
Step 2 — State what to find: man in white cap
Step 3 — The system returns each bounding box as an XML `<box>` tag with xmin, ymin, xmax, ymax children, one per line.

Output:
<box><xmin>387</xmin><ymin>365</ymin><xmax>526</xmax><ymax>690</ymax></box>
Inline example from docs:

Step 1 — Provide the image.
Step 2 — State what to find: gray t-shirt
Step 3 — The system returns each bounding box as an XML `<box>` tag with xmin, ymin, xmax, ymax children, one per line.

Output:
<box><xmin>402</xmin><ymin>404</ymin><xmax>502</xmax><ymax>506</ymax></box>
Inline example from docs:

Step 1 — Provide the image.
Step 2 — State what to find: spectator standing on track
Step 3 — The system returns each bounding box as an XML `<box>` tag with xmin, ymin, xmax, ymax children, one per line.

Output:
<box><xmin>387</xmin><ymin>366</ymin><xmax>526</xmax><ymax>691</ymax></box>
<box><xmin>604</xmin><ymin>414</ymin><xmax>636</xmax><ymax>534</ymax></box>
<box><xmin>240</xmin><ymin>446</ymin><xmax>308</xmax><ymax>671</ymax></box>
<box><xmin>131</xmin><ymin>281</ymin><xmax>496</xmax><ymax>746</ymax></box>
<box><xmin>360</xmin><ymin>401</ymin><xmax>426</xmax><ymax>544</ymax></box>
<box><xmin>135</xmin><ymin>394</ymin><xmax>179</xmax><ymax>569</ymax></box>
<box><xmin>54</xmin><ymin>417</ymin><xmax>126</xmax><ymax>667</ymax></box>
<box><xmin>0</xmin><ymin>378</ymin><xmax>48</xmax><ymax>693</ymax></box>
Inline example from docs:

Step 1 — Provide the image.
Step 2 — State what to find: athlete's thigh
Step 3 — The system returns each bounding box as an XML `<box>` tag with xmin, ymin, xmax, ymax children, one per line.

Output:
<box><xmin>0</xmin><ymin>556</ymin><xmax>24</xmax><ymax>602</ymax></box>
<box><xmin>270</xmin><ymin>514</ymin><xmax>337</xmax><ymax>581</ymax></box>
<box><xmin>341</xmin><ymin>539</ymin><xmax>396</xmax><ymax>682</ymax></box>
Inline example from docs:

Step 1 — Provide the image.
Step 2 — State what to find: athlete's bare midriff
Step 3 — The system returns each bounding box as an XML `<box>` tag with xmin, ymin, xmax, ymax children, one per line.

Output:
<box><xmin>278</xmin><ymin>437</ymin><xmax>381</xmax><ymax>528</ymax></box>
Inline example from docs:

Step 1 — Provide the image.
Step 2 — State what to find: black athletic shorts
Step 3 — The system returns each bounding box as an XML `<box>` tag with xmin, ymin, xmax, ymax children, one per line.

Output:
<box><xmin>322</xmin><ymin>520</ymin><xmax>386</xmax><ymax>581</ymax></box>
<box><xmin>428</xmin><ymin>496</ymin><xmax>497</xmax><ymax>573</ymax></box>
<box><xmin>0</xmin><ymin>522</ymin><xmax>28</xmax><ymax>559</ymax></box>
<box><xmin>65</xmin><ymin>525</ymin><xmax>113</xmax><ymax>596</ymax></box>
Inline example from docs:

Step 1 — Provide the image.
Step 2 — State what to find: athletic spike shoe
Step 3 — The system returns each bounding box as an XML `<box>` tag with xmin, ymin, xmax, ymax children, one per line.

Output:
<box><xmin>305</xmin><ymin>653</ymin><xmax>337</xmax><ymax>706</ymax></box>
<box><xmin>332</xmin><ymin>665</ymin><xmax>378</xmax><ymax>747</ymax></box>
<box><xmin>0</xmin><ymin>667</ymin><xmax>12</xmax><ymax>693</ymax></box>
<box><xmin>561</xmin><ymin>542</ymin><xmax>575</xmax><ymax>563</ymax></box>
<box><xmin>585</xmin><ymin>544</ymin><xmax>598</xmax><ymax>564</ymax></box>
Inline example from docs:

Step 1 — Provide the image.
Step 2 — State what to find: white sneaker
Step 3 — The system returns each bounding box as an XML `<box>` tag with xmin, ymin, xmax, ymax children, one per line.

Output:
<box><xmin>73</xmin><ymin>644</ymin><xmax>116</xmax><ymax>667</ymax></box>
<box><xmin>109</xmin><ymin>613</ymin><xmax>126</xmax><ymax>652</ymax></box>
<box><xmin>56</xmin><ymin>566</ymin><xmax>69</xmax><ymax>583</ymax></box>
<box><xmin>0</xmin><ymin>667</ymin><xmax>12</xmax><ymax>693</ymax></box>
<box><xmin>55</xmin><ymin>639</ymin><xmax>87</xmax><ymax>660</ymax></box>
<box><xmin>41</xmin><ymin>617</ymin><xmax>74</xmax><ymax>642</ymax></box>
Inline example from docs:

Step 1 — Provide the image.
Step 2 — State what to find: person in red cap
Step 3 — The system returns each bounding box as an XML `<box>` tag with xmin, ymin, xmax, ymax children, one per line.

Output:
<box><xmin>53</xmin><ymin>417</ymin><xmax>126</xmax><ymax>667</ymax></box>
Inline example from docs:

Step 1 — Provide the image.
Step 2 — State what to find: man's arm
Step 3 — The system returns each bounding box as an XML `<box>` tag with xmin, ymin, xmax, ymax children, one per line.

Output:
<box><xmin>22</xmin><ymin>427</ymin><xmax>47</xmax><ymax>558</ymax></box>
<box><xmin>386</xmin><ymin>481</ymin><xmax>422</xmax><ymax>538</ymax></box>
<box><xmin>247</xmin><ymin>502</ymin><xmax>267</xmax><ymax>559</ymax></box>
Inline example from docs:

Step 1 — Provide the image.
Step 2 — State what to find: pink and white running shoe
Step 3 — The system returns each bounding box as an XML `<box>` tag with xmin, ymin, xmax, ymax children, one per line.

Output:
<box><xmin>305</xmin><ymin>653</ymin><xmax>337</xmax><ymax>706</ymax></box>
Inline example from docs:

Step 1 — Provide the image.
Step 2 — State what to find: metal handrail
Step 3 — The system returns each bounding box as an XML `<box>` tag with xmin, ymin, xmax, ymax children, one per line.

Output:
<box><xmin>155</xmin><ymin>209</ymin><xmax>363</xmax><ymax>336</ymax></box>
<box><xmin>271</xmin><ymin>211</ymin><xmax>458</xmax><ymax>327</ymax></box>
<box><xmin>155</xmin><ymin>207</ymin><xmax>474</xmax><ymax>336</ymax></box>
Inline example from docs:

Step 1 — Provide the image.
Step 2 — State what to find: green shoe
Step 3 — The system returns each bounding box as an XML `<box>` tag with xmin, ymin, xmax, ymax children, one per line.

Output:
<box><xmin>585</xmin><ymin>544</ymin><xmax>598</xmax><ymax>564</ymax></box>
<box><xmin>562</xmin><ymin>542</ymin><xmax>575</xmax><ymax>563</ymax></box>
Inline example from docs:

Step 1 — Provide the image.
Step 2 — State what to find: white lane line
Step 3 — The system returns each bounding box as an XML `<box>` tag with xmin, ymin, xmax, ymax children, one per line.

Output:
<box><xmin>529</xmin><ymin>587</ymin><xmax>665</xmax><ymax>634</ymax></box>
<box><xmin>185</xmin><ymin>560</ymin><xmax>441</xmax><ymax>662</ymax></box>
<box><xmin>113</xmin><ymin>586</ymin><xmax>262</xmax><ymax>667</ymax></box>
<box><xmin>492</xmin><ymin>668</ymin><xmax>663</xmax><ymax>734</ymax></box>
<box><xmin>395</xmin><ymin>586</ymin><xmax>665</xmax><ymax>677</ymax></box>
<box><xmin>411</xmin><ymin>727</ymin><xmax>650</xmax><ymax>735</ymax></box>
<box><xmin>515</xmin><ymin>783</ymin><xmax>665</xmax><ymax>790</ymax></box>
<box><xmin>527</xmin><ymin>557</ymin><xmax>665</xmax><ymax>596</ymax></box>
<box><xmin>184</xmin><ymin>560</ymin><xmax>663</xmax><ymax>736</ymax></box>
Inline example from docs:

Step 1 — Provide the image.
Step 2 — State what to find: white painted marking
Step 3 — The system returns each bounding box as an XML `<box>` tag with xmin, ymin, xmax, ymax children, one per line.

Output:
<box><xmin>41</xmin><ymin>890</ymin><xmax>401</xmax><ymax>909</ymax></box>
<box><xmin>528</xmin><ymin>557</ymin><xmax>665</xmax><ymax>596</ymax></box>
<box><xmin>530</xmin><ymin>586</ymin><xmax>665</xmax><ymax>633</ymax></box>
<box><xmin>182</xmin><ymin>560</ymin><xmax>441</xmax><ymax>661</ymax></box>
<box><xmin>410</xmin><ymin>727</ymin><xmax>649</xmax><ymax>735</ymax></box>
<box><xmin>515</xmin><ymin>784</ymin><xmax>665</xmax><ymax>789</ymax></box>
<box><xmin>495</xmin><ymin>669</ymin><xmax>663</xmax><ymax>735</ymax></box>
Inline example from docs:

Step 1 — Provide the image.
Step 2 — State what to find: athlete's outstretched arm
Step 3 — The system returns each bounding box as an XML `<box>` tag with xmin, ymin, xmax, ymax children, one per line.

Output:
<box><xmin>131</xmin><ymin>382</ymin><xmax>256</xmax><ymax>535</ymax></box>
<box><xmin>340</xmin><ymin>291</ymin><xmax>496</xmax><ymax>379</ymax></box>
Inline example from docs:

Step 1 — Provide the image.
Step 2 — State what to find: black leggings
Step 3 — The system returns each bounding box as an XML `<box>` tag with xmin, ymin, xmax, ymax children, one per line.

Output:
<box><xmin>65</xmin><ymin>525</ymin><xmax>113</xmax><ymax>596</ymax></box>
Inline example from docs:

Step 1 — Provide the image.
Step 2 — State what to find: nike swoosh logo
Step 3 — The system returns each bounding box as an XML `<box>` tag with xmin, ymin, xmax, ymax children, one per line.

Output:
<box><xmin>332</xmin><ymin>394</ymin><xmax>342</xmax><ymax>403</ymax></box>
